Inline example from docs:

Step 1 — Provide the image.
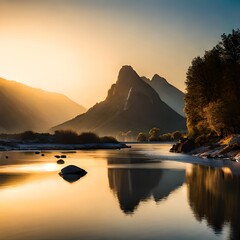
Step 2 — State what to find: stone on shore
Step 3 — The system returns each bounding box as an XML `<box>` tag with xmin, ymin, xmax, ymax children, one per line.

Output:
<box><xmin>170</xmin><ymin>138</ymin><xmax>199</xmax><ymax>153</ymax></box>
<box><xmin>171</xmin><ymin>134</ymin><xmax>240</xmax><ymax>161</ymax></box>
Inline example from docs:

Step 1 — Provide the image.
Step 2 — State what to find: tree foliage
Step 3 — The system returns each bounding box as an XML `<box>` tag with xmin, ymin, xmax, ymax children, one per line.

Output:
<box><xmin>54</xmin><ymin>130</ymin><xmax>79</xmax><ymax>144</ymax></box>
<box><xmin>185</xmin><ymin>29</ymin><xmax>240</xmax><ymax>137</ymax></box>
<box><xmin>137</xmin><ymin>132</ymin><xmax>148</xmax><ymax>142</ymax></box>
<box><xmin>148</xmin><ymin>127</ymin><xmax>160</xmax><ymax>141</ymax></box>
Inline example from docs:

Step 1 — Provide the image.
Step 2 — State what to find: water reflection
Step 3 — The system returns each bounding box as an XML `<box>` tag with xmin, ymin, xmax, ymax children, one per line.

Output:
<box><xmin>108</xmin><ymin>167</ymin><xmax>185</xmax><ymax>214</ymax></box>
<box><xmin>0</xmin><ymin>173</ymin><xmax>30</xmax><ymax>188</ymax></box>
<box><xmin>59</xmin><ymin>173</ymin><xmax>83</xmax><ymax>183</ymax></box>
<box><xmin>187</xmin><ymin>165</ymin><xmax>240</xmax><ymax>240</ymax></box>
<box><xmin>0</xmin><ymin>146</ymin><xmax>235</xmax><ymax>240</ymax></box>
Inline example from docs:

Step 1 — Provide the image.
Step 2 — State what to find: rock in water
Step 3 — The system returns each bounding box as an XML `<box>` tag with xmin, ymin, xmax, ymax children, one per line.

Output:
<box><xmin>59</xmin><ymin>165</ymin><xmax>87</xmax><ymax>183</ymax></box>
<box><xmin>60</xmin><ymin>165</ymin><xmax>87</xmax><ymax>175</ymax></box>
<box><xmin>57</xmin><ymin>159</ymin><xmax>65</xmax><ymax>164</ymax></box>
<box><xmin>61</xmin><ymin>174</ymin><xmax>82</xmax><ymax>183</ymax></box>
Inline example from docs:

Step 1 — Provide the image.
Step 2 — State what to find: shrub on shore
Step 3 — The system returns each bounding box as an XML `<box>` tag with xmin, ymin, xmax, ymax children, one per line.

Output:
<box><xmin>54</xmin><ymin>130</ymin><xmax>79</xmax><ymax>144</ymax></box>
<box><xmin>137</xmin><ymin>132</ymin><xmax>148</xmax><ymax>142</ymax></box>
<box><xmin>100</xmin><ymin>136</ymin><xmax>118</xmax><ymax>143</ymax></box>
<box><xmin>78</xmin><ymin>132</ymin><xmax>101</xmax><ymax>144</ymax></box>
<box><xmin>136</xmin><ymin>129</ymin><xmax>184</xmax><ymax>142</ymax></box>
<box><xmin>0</xmin><ymin>130</ymin><xmax>118</xmax><ymax>144</ymax></box>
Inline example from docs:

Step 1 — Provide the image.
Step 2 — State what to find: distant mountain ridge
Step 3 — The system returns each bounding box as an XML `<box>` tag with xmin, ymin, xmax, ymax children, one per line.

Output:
<box><xmin>142</xmin><ymin>74</ymin><xmax>185</xmax><ymax>116</ymax></box>
<box><xmin>53</xmin><ymin>66</ymin><xmax>186</xmax><ymax>136</ymax></box>
<box><xmin>0</xmin><ymin>77</ymin><xmax>85</xmax><ymax>133</ymax></box>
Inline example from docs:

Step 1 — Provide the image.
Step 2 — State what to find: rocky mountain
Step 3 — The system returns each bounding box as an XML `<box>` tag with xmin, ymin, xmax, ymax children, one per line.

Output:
<box><xmin>53</xmin><ymin>66</ymin><xmax>186</xmax><ymax>136</ymax></box>
<box><xmin>0</xmin><ymin>77</ymin><xmax>85</xmax><ymax>133</ymax></box>
<box><xmin>143</xmin><ymin>74</ymin><xmax>185</xmax><ymax>116</ymax></box>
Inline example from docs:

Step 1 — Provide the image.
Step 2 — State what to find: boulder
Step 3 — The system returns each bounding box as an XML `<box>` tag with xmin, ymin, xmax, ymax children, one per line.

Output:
<box><xmin>59</xmin><ymin>165</ymin><xmax>87</xmax><ymax>183</ymax></box>
<box><xmin>233</xmin><ymin>153</ymin><xmax>240</xmax><ymax>162</ymax></box>
<box><xmin>219</xmin><ymin>144</ymin><xmax>240</xmax><ymax>155</ymax></box>
<box><xmin>179</xmin><ymin>139</ymin><xmax>199</xmax><ymax>153</ymax></box>
<box><xmin>57</xmin><ymin>159</ymin><xmax>65</xmax><ymax>164</ymax></box>
<box><xmin>169</xmin><ymin>144</ymin><xmax>176</xmax><ymax>152</ymax></box>
<box><xmin>170</xmin><ymin>143</ymin><xmax>181</xmax><ymax>152</ymax></box>
<box><xmin>60</xmin><ymin>165</ymin><xmax>87</xmax><ymax>176</ymax></box>
<box><xmin>61</xmin><ymin>174</ymin><xmax>82</xmax><ymax>183</ymax></box>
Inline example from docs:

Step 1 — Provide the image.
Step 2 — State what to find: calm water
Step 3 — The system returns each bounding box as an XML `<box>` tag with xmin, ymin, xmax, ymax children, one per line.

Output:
<box><xmin>0</xmin><ymin>144</ymin><xmax>240</xmax><ymax>240</ymax></box>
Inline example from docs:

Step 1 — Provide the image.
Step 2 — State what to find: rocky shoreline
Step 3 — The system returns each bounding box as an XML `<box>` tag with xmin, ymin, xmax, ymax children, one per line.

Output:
<box><xmin>170</xmin><ymin>134</ymin><xmax>240</xmax><ymax>162</ymax></box>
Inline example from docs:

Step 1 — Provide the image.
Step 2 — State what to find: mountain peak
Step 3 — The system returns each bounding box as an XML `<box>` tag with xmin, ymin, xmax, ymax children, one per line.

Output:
<box><xmin>152</xmin><ymin>74</ymin><xmax>168</xmax><ymax>83</ymax></box>
<box><xmin>146</xmin><ymin>74</ymin><xmax>185</xmax><ymax>117</ymax></box>
<box><xmin>53</xmin><ymin>66</ymin><xmax>186</xmax><ymax>136</ymax></box>
<box><xmin>117</xmin><ymin>65</ymin><xmax>139</xmax><ymax>82</ymax></box>
<box><xmin>120</xmin><ymin>65</ymin><xmax>135</xmax><ymax>72</ymax></box>
<box><xmin>141</xmin><ymin>76</ymin><xmax>151</xmax><ymax>83</ymax></box>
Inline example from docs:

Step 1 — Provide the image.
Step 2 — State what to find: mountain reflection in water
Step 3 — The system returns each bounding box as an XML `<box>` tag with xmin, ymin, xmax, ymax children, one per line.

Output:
<box><xmin>187</xmin><ymin>165</ymin><xmax>240</xmax><ymax>240</ymax></box>
<box><xmin>108</xmin><ymin>167</ymin><xmax>185</xmax><ymax>214</ymax></box>
<box><xmin>1</xmin><ymin>145</ymin><xmax>240</xmax><ymax>240</ymax></box>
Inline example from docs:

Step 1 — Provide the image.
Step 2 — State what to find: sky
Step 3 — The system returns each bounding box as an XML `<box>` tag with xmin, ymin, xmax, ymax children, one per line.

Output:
<box><xmin>0</xmin><ymin>0</ymin><xmax>239</xmax><ymax>108</ymax></box>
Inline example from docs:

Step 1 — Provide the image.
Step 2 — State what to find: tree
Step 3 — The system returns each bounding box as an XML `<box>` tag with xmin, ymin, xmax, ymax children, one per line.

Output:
<box><xmin>185</xmin><ymin>29</ymin><xmax>240</xmax><ymax>137</ymax></box>
<box><xmin>137</xmin><ymin>132</ymin><xmax>148</xmax><ymax>142</ymax></box>
<box><xmin>78</xmin><ymin>132</ymin><xmax>100</xmax><ymax>143</ymax></box>
<box><xmin>20</xmin><ymin>131</ymin><xmax>37</xmax><ymax>141</ymax></box>
<box><xmin>172</xmin><ymin>131</ymin><xmax>183</xmax><ymax>140</ymax></box>
<box><xmin>148</xmin><ymin>128</ymin><xmax>160</xmax><ymax>141</ymax></box>
<box><xmin>54</xmin><ymin>130</ymin><xmax>79</xmax><ymax>144</ymax></box>
<box><xmin>203</xmin><ymin>100</ymin><xmax>227</xmax><ymax>136</ymax></box>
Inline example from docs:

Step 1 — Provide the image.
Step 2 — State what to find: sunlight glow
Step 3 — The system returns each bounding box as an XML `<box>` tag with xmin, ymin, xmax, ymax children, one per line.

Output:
<box><xmin>20</xmin><ymin>163</ymin><xmax>59</xmax><ymax>172</ymax></box>
<box><xmin>0</xmin><ymin>163</ymin><xmax>59</xmax><ymax>173</ymax></box>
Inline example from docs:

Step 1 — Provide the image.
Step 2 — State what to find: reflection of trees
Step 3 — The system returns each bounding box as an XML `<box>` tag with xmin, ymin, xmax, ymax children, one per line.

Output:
<box><xmin>0</xmin><ymin>172</ymin><xmax>52</xmax><ymax>188</ymax></box>
<box><xmin>108</xmin><ymin>168</ymin><xmax>185</xmax><ymax>214</ymax></box>
<box><xmin>0</xmin><ymin>173</ymin><xmax>30</xmax><ymax>188</ymax></box>
<box><xmin>186</xmin><ymin>165</ymin><xmax>240</xmax><ymax>240</ymax></box>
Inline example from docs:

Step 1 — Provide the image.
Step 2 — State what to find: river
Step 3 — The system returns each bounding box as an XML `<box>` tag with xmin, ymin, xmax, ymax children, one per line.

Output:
<box><xmin>0</xmin><ymin>143</ymin><xmax>239</xmax><ymax>240</ymax></box>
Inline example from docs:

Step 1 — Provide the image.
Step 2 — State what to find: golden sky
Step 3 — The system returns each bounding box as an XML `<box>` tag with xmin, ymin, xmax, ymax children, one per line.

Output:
<box><xmin>0</xmin><ymin>0</ymin><xmax>239</xmax><ymax>108</ymax></box>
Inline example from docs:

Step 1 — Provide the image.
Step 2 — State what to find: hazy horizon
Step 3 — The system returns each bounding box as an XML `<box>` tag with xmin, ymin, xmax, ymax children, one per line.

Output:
<box><xmin>0</xmin><ymin>0</ymin><xmax>239</xmax><ymax>107</ymax></box>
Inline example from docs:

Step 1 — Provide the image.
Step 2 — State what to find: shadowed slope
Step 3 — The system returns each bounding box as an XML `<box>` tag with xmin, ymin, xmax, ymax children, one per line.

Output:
<box><xmin>0</xmin><ymin>77</ymin><xmax>85</xmax><ymax>133</ymax></box>
<box><xmin>143</xmin><ymin>74</ymin><xmax>185</xmax><ymax>117</ymax></box>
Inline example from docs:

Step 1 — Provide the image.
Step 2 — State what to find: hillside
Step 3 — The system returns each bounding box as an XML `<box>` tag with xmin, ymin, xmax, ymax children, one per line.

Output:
<box><xmin>0</xmin><ymin>77</ymin><xmax>85</xmax><ymax>133</ymax></box>
<box><xmin>143</xmin><ymin>75</ymin><xmax>185</xmax><ymax>117</ymax></box>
